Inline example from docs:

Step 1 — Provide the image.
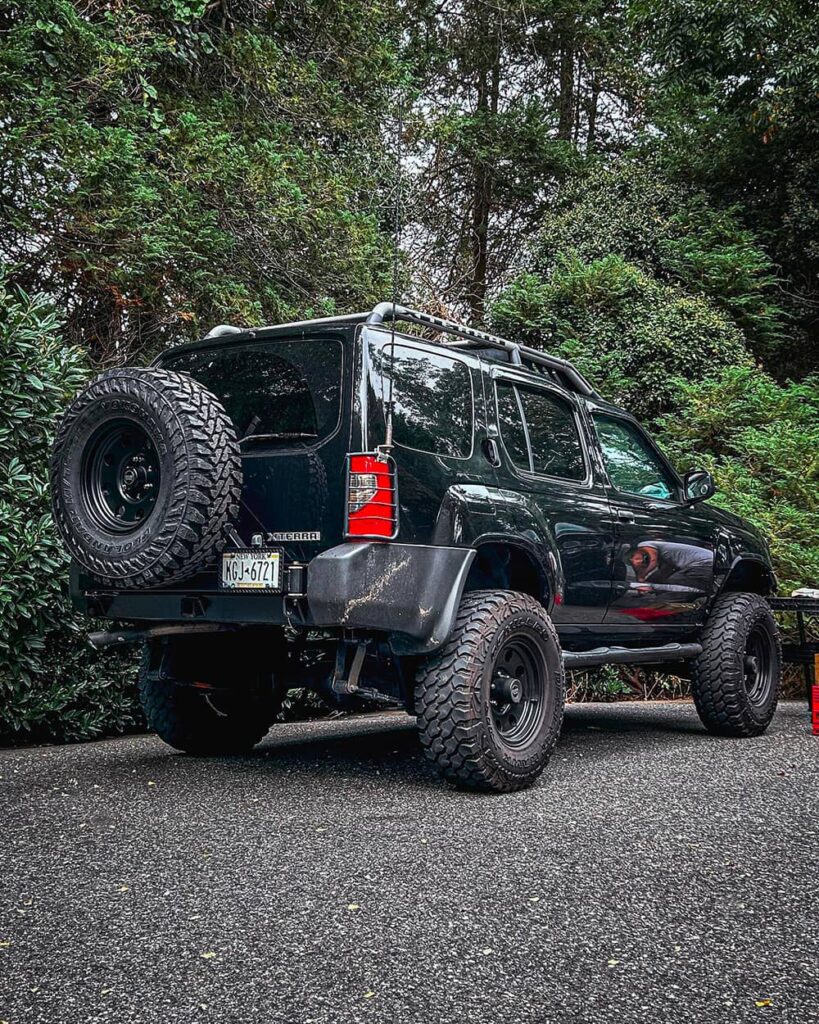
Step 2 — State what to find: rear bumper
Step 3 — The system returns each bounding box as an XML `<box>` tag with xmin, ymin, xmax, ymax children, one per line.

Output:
<box><xmin>71</xmin><ymin>542</ymin><xmax>475</xmax><ymax>653</ymax></box>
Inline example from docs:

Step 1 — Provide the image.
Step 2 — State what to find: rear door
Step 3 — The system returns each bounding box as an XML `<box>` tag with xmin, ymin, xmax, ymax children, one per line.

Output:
<box><xmin>158</xmin><ymin>331</ymin><xmax>351</xmax><ymax>566</ymax></box>
<box><xmin>491</xmin><ymin>372</ymin><xmax>615</xmax><ymax>624</ymax></box>
<box><xmin>362</xmin><ymin>328</ymin><xmax>497</xmax><ymax>542</ymax></box>
<box><xmin>590</xmin><ymin>411</ymin><xmax>716</xmax><ymax>629</ymax></box>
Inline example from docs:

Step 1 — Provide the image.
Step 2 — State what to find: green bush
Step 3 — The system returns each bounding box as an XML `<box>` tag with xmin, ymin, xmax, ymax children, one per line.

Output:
<box><xmin>527</xmin><ymin>160</ymin><xmax>785</xmax><ymax>359</ymax></box>
<box><xmin>658</xmin><ymin>365</ymin><xmax>819</xmax><ymax>593</ymax></box>
<box><xmin>492</xmin><ymin>254</ymin><xmax>748</xmax><ymax>422</ymax></box>
<box><xmin>0</xmin><ymin>279</ymin><xmax>141</xmax><ymax>745</ymax></box>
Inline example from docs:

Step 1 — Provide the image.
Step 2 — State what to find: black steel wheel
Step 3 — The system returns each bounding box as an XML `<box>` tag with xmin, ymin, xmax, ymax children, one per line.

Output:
<box><xmin>415</xmin><ymin>590</ymin><xmax>565</xmax><ymax>792</ymax></box>
<box><xmin>80</xmin><ymin>418</ymin><xmax>161</xmax><ymax>533</ymax></box>
<box><xmin>743</xmin><ymin>622</ymin><xmax>777</xmax><ymax>707</ymax></box>
<box><xmin>489</xmin><ymin>634</ymin><xmax>550</xmax><ymax>750</ymax></box>
<box><xmin>51</xmin><ymin>368</ymin><xmax>242</xmax><ymax>588</ymax></box>
<box><xmin>691</xmin><ymin>592</ymin><xmax>781</xmax><ymax>737</ymax></box>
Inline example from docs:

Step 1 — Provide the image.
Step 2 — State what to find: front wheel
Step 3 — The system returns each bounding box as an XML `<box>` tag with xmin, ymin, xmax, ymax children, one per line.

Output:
<box><xmin>691</xmin><ymin>592</ymin><xmax>781</xmax><ymax>737</ymax></box>
<box><xmin>415</xmin><ymin>590</ymin><xmax>565</xmax><ymax>792</ymax></box>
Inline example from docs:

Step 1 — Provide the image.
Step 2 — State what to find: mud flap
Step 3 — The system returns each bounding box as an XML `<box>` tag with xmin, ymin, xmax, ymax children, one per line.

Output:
<box><xmin>306</xmin><ymin>543</ymin><xmax>476</xmax><ymax>653</ymax></box>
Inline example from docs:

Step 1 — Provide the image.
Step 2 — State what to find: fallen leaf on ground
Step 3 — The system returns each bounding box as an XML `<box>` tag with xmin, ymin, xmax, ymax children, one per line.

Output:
<box><xmin>201</xmin><ymin>952</ymin><xmax>218</xmax><ymax>960</ymax></box>
<box><xmin>607</xmin><ymin>959</ymin><xmax>619</xmax><ymax>967</ymax></box>
<box><xmin>755</xmin><ymin>999</ymin><xmax>773</xmax><ymax>1008</ymax></box>
<box><xmin>347</xmin><ymin>904</ymin><xmax>360</xmax><ymax>911</ymax></box>
<box><xmin>363</xmin><ymin>991</ymin><xmax>375</xmax><ymax>999</ymax></box>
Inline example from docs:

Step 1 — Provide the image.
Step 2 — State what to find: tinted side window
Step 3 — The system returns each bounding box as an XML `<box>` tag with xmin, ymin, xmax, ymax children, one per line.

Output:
<box><xmin>496</xmin><ymin>383</ymin><xmax>529</xmax><ymax>470</ymax></box>
<box><xmin>370</xmin><ymin>340</ymin><xmax>473</xmax><ymax>459</ymax></box>
<box><xmin>518</xmin><ymin>387</ymin><xmax>586</xmax><ymax>480</ymax></box>
<box><xmin>594</xmin><ymin>414</ymin><xmax>677</xmax><ymax>500</ymax></box>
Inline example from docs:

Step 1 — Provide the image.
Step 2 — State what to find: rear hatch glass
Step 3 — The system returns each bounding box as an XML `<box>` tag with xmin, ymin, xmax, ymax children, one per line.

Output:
<box><xmin>159</xmin><ymin>338</ymin><xmax>343</xmax><ymax>448</ymax></box>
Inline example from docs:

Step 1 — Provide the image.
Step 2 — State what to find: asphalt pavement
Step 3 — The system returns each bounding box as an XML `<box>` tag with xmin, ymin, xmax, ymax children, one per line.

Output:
<box><xmin>1</xmin><ymin>700</ymin><xmax>818</xmax><ymax>1024</ymax></box>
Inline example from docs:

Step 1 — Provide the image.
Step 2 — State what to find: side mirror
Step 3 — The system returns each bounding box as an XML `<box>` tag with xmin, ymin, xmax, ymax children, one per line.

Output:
<box><xmin>683</xmin><ymin>469</ymin><xmax>715</xmax><ymax>505</ymax></box>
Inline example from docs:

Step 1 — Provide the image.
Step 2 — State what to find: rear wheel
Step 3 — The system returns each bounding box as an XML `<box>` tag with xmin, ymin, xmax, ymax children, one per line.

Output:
<box><xmin>691</xmin><ymin>592</ymin><xmax>781</xmax><ymax>737</ymax></box>
<box><xmin>415</xmin><ymin>590</ymin><xmax>565</xmax><ymax>792</ymax></box>
<box><xmin>138</xmin><ymin>632</ymin><xmax>285</xmax><ymax>754</ymax></box>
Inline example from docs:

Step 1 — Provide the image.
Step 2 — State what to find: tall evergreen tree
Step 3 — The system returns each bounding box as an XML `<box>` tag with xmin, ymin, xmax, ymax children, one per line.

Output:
<box><xmin>404</xmin><ymin>0</ymin><xmax>634</xmax><ymax>322</ymax></box>
<box><xmin>0</xmin><ymin>0</ymin><xmax>402</xmax><ymax>362</ymax></box>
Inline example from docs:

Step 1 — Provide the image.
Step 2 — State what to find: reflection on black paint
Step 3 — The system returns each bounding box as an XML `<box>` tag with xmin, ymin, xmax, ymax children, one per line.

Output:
<box><xmin>621</xmin><ymin>540</ymin><xmax>713</xmax><ymax>591</ymax></box>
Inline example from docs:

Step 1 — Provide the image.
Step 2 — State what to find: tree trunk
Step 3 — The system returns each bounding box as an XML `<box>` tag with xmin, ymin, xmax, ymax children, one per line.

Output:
<box><xmin>466</xmin><ymin>28</ymin><xmax>500</xmax><ymax>324</ymax></box>
<box><xmin>557</xmin><ymin>20</ymin><xmax>575</xmax><ymax>142</ymax></box>
<box><xmin>587</xmin><ymin>78</ymin><xmax>600</xmax><ymax>150</ymax></box>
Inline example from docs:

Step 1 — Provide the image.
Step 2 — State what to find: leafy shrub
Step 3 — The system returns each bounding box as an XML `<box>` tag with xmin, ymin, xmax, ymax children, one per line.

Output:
<box><xmin>0</xmin><ymin>279</ymin><xmax>141</xmax><ymax>745</ymax></box>
<box><xmin>527</xmin><ymin>159</ymin><xmax>785</xmax><ymax>358</ymax></box>
<box><xmin>492</xmin><ymin>254</ymin><xmax>747</xmax><ymax>422</ymax></box>
<box><xmin>658</xmin><ymin>365</ymin><xmax>819</xmax><ymax>593</ymax></box>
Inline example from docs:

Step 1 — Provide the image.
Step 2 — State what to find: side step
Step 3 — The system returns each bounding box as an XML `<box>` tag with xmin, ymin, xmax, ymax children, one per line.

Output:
<box><xmin>562</xmin><ymin>642</ymin><xmax>703</xmax><ymax>671</ymax></box>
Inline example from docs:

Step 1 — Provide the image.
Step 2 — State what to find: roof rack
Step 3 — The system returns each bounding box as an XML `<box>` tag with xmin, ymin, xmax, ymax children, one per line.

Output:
<box><xmin>366</xmin><ymin>302</ymin><xmax>597</xmax><ymax>398</ymax></box>
<box><xmin>202</xmin><ymin>302</ymin><xmax>597</xmax><ymax>398</ymax></box>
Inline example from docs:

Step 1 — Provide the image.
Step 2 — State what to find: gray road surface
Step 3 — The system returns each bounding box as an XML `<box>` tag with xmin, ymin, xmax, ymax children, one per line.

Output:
<box><xmin>1</xmin><ymin>700</ymin><xmax>817</xmax><ymax>1024</ymax></box>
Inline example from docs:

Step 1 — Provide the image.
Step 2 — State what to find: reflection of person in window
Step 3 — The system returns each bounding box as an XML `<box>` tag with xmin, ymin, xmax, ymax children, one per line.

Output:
<box><xmin>627</xmin><ymin>541</ymin><xmax>713</xmax><ymax>588</ymax></box>
<box><xmin>637</xmin><ymin>482</ymin><xmax>672</xmax><ymax>500</ymax></box>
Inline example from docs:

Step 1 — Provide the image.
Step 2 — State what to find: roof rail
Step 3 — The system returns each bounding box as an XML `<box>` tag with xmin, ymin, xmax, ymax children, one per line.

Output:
<box><xmin>366</xmin><ymin>302</ymin><xmax>597</xmax><ymax>398</ymax></box>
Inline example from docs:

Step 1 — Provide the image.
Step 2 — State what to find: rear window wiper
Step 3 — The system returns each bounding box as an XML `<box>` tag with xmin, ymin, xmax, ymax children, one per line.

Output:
<box><xmin>240</xmin><ymin>432</ymin><xmax>318</xmax><ymax>445</ymax></box>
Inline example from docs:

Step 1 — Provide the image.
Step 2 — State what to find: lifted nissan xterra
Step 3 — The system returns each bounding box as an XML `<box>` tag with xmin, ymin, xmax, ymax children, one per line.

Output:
<box><xmin>51</xmin><ymin>303</ymin><xmax>781</xmax><ymax>791</ymax></box>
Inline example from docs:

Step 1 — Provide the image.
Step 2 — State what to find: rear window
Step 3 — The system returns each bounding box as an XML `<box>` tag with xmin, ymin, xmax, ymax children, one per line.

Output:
<box><xmin>159</xmin><ymin>338</ymin><xmax>343</xmax><ymax>445</ymax></box>
<box><xmin>368</xmin><ymin>336</ymin><xmax>473</xmax><ymax>459</ymax></box>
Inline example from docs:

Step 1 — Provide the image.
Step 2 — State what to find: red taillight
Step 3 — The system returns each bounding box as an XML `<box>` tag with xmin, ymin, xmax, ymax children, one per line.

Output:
<box><xmin>345</xmin><ymin>453</ymin><xmax>397</xmax><ymax>539</ymax></box>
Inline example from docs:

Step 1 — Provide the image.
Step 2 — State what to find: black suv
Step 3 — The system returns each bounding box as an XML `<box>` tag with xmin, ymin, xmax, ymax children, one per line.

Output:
<box><xmin>51</xmin><ymin>303</ymin><xmax>781</xmax><ymax>791</ymax></box>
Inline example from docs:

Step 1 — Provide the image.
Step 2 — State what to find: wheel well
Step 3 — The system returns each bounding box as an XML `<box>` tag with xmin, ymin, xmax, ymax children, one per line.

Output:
<box><xmin>722</xmin><ymin>558</ymin><xmax>775</xmax><ymax>597</ymax></box>
<box><xmin>463</xmin><ymin>543</ymin><xmax>545</xmax><ymax>603</ymax></box>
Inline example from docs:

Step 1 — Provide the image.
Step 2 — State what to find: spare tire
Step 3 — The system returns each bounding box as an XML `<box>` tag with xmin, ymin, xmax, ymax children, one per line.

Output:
<box><xmin>50</xmin><ymin>367</ymin><xmax>242</xmax><ymax>589</ymax></box>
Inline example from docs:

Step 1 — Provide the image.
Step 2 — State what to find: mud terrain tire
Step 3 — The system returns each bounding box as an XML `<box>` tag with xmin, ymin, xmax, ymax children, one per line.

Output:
<box><xmin>691</xmin><ymin>592</ymin><xmax>781</xmax><ymax>737</ymax></box>
<box><xmin>138</xmin><ymin>632</ymin><xmax>284</xmax><ymax>755</ymax></box>
<box><xmin>50</xmin><ymin>368</ymin><xmax>241</xmax><ymax>588</ymax></box>
<box><xmin>415</xmin><ymin>590</ymin><xmax>565</xmax><ymax>792</ymax></box>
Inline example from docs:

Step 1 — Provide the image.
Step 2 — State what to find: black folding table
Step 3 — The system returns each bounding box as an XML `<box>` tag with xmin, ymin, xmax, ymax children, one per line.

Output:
<box><xmin>768</xmin><ymin>596</ymin><xmax>819</xmax><ymax>709</ymax></box>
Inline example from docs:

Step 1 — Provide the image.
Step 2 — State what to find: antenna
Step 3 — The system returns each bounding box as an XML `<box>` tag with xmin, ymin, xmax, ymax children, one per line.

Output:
<box><xmin>382</xmin><ymin>91</ymin><xmax>403</xmax><ymax>453</ymax></box>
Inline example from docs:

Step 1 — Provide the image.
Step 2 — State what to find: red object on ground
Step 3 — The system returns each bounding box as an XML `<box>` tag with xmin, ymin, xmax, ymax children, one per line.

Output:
<box><xmin>813</xmin><ymin>656</ymin><xmax>819</xmax><ymax>735</ymax></box>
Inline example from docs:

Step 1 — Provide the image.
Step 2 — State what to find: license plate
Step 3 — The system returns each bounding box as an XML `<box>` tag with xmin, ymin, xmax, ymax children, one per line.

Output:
<box><xmin>221</xmin><ymin>549</ymin><xmax>281</xmax><ymax>591</ymax></box>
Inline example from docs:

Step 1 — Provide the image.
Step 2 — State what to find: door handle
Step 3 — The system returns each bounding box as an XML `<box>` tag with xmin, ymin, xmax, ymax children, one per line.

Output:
<box><xmin>615</xmin><ymin>510</ymin><xmax>635</xmax><ymax>523</ymax></box>
<box><xmin>482</xmin><ymin>437</ymin><xmax>501</xmax><ymax>467</ymax></box>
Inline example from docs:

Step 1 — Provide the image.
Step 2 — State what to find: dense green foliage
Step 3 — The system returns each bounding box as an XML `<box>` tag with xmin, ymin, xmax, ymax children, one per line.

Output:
<box><xmin>632</xmin><ymin>0</ymin><xmax>819</xmax><ymax>376</ymax></box>
<box><xmin>523</xmin><ymin>162</ymin><xmax>786</xmax><ymax>359</ymax></box>
<box><xmin>661</xmin><ymin>367</ymin><xmax>819</xmax><ymax>594</ymax></box>
<box><xmin>492</xmin><ymin>253</ymin><xmax>748</xmax><ymax>422</ymax></box>
<box><xmin>0</xmin><ymin>0</ymin><xmax>400</xmax><ymax>363</ymax></box>
<box><xmin>0</xmin><ymin>280</ymin><xmax>140</xmax><ymax>744</ymax></box>
<box><xmin>1</xmin><ymin>0</ymin><xmax>818</xmax><ymax>741</ymax></box>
